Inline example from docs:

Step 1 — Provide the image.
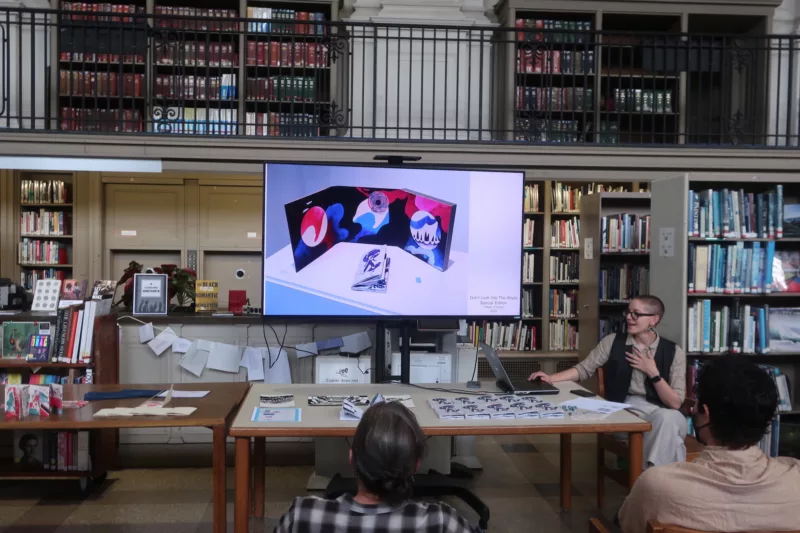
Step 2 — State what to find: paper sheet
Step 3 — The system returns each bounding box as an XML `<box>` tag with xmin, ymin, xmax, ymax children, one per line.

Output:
<box><xmin>294</xmin><ymin>342</ymin><xmax>318</xmax><ymax>359</ymax></box>
<box><xmin>341</xmin><ymin>331</ymin><xmax>372</xmax><ymax>354</ymax></box>
<box><xmin>206</xmin><ymin>343</ymin><xmax>242</xmax><ymax>373</ymax></box>
<box><xmin>251</xmin><ymin>407</ymin><xmax>301</xmax><ymax>423</ymax></box>
<box><xmin>560</xmin><ymin>397</ymin><xmax>630</xmax><ymax>414</ymax></box>
<box><xmin>260</xmin><ymin>394</ymin><xmax>295</xmax><ymax>408</ymax></box>
<box><xmin>147</xmin><ymin>327</ymin><xmax>177</xmax><ymax>356</ymax></box>
<box><xmin>179</xmin><ymin>342</ymin><xmax>210</xmax><ymax>378</ymax></box>
<box><xmin>264</xmin><ymin>347</ymin><xmax>292</xmax><ymax>384</ymax></box>
<box><xmin>157</xmin><ymin>390</ymin><xmax>209</xmax><ymax>398</ymax></box>
<box><xmin>172</xmin><ymin>338</ymin><xmax>192</xmax><ymax>354</ymax></box>
<box><xmin>242</xmin><ymin>347</ymin><xmax>265</xmax><ymax>382</ymax></box>
<box><xmin>138</xmin><ymin>323</ymin><xmax>155</xmax><ymax>343</ymax></box>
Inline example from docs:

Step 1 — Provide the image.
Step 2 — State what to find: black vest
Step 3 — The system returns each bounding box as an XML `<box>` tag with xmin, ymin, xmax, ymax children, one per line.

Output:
<box><xmin>603</xmin><ymin>334</ymin><xmax>676</xmax><ymax>407</ymax></box>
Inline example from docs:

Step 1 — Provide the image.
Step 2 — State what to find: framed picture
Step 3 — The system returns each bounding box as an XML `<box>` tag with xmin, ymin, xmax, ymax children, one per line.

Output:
<box><xmin>132</xmin><ymin>274</ymin><xmax>168</xmax><ymax>316</ymax></box>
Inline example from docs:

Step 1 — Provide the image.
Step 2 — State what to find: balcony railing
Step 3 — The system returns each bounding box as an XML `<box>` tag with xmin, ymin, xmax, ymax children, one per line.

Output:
<box><xmin>1</xmin><ymin>7</ymin><xmax>799</xmax><ymax>147</ymax></box>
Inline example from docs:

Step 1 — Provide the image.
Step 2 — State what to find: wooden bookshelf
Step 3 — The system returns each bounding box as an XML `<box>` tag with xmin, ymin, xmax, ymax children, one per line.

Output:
<box><xmin>578</xmin><ymin>192</ymin><xmax>651</xmax><ymax>363</ymax></box>
<box><xmin>650</xmin><ymin>174</ymin><xmax>800</xmax><ymax>457</ymax></box>
<box><xmin>17</xmin><ymin>174</ymin><xmax>75</xmax><ymax>291</ymax></box>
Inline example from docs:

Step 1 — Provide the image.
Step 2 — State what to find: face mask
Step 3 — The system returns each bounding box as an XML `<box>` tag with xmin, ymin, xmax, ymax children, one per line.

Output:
<box><xmin>693</xmin><ymin>412</ymin><xmax>711</xmax><ymax>446</ymax></box>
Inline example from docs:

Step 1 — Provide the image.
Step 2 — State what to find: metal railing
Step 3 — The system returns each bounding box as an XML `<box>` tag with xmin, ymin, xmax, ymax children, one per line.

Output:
<box><xmin>0</xmin><ymin>6</ymin><xmax>798</xmax><ymax>147</ymax></box>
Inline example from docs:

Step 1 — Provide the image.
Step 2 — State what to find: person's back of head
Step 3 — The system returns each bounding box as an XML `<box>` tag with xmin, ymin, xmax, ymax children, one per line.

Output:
<box><xmin>694</xmin><ymin>355</ymin><xmax>779</xmax><ymax>448</ymax></box>
<box><xmin>350</xmin><ymin>401</ymin><xmax>426</xmax><ymax>504</ymax></box>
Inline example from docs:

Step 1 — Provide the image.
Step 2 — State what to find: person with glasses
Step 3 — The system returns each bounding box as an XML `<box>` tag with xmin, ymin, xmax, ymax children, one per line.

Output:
<box><xmin>618</xmin><ymin>356</ymin><xmax>800</xmax><ymax>533</ymax></box>
<box><xmin>528</xmin><ymin>295</ymin><xmax>687</xmax><ymax>467</ymax></box>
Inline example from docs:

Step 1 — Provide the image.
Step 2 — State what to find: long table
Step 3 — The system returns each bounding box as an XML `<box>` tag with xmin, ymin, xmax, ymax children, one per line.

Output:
<box><xmin>0</xmin><ymin>382</ymin><xmax>249</xmax><ymax>533</ymax></box>
<box><xmin>229</xmin><ymin>382</ymin><xmax>651</xmax><ymax>533</ymax></box>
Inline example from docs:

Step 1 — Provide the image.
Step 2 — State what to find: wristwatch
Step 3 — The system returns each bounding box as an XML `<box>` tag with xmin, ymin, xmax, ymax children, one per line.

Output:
<box><xmin>649</xmin><ymin>374</ymin><xmax>663</xmax><ymax>384</ymax></box>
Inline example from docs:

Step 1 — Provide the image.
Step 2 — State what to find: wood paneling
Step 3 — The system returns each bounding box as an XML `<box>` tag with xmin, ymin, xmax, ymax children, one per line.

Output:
<box><xmin>105</xmin><ymin>184</ymin><xmax>185</xmax><ymax>248</ymax></box>
<box><xmin>199</xmin><ymin>185</ymin><xmax>263</xmax><ymax>249</ymax></box>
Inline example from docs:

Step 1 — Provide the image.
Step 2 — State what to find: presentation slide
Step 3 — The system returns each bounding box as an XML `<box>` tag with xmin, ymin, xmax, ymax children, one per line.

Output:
<box><xmin>262</xmin><ymin>163</ymin><xmax>523</xmax><ymax>317</ymax></box>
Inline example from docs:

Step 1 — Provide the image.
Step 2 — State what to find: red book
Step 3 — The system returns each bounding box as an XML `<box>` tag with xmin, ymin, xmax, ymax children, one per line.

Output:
<box><xmin>269</xmin><ymin>42</ymin><xmax>280</xmax><ymax>67</ymax></box>
<box><xmin>294</xmin><ymin>42</ymin><xmax>305</xmax><ymax>67</ymax></box>
<box><xmin>515</xmin><ymin>18</ymin><xmax>525</xmax><ymax>41</ymax></box>
<box><xmin>280</xmin><ymin>43</ymin><xmax>290</xmax><ymax>67</ymax></box>
<box><xmin>246</xmin><ymin>41</ymin><xmax>256</xmax><ymax>66</ymax></box>
<box><xmin>296</xmin><ymin>11</ymin><xmax>309</xmax><ymax>34</ymax></box>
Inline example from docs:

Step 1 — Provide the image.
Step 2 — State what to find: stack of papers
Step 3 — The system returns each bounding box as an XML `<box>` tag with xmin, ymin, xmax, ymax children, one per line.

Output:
<box><xmin>559</xmin><ymin>397</ymin><xmax>630</xmax><ymax>414</ymax></box>
<box><xmin>94</xmin><ymin>407</ymin><xmax>197</xmax><ymax>417</ymax></box>
<box><xmin>427</xmin><ymin>394</ymin><xmax>565</xmax><ymax>420</ymax></box>
<box><xmin>340</xmin><ymin>392</ymin><xmax>385</xmax><ymax>421</ymax></box>
<box><xmin>309</xmin><ymin>395</ymin><xmax>369</xmax><ymax>407</ymax></box>
<box><xmin>260</xmin><ymin>394</ymin><xmax>295</xmax><ymax>408</ymax></box>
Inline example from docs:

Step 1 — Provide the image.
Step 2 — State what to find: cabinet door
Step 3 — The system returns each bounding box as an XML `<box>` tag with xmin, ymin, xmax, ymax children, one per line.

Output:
<box><xmin>199</xmin><ymin>185</ymin><xmax>262</xmax><ymax>249</ymax></box>
<box><xmin>105</xmin><ymin>184</ymin><xmax>185</xmax><ymax>247</ymax></box>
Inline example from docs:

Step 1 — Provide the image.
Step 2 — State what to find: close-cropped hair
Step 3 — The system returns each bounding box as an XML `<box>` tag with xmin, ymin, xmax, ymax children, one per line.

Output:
<box><xmin>696</xmin><ymin>355</ymin><xmax>778</xmax><ymax>449</ymax></box>
<box><xmin>350</xmin><ymin>401</ymin><xmax>427</xmax><ymax>503</ymax></box>
<box><xmin>633</xmin><ymin>294</ymin><xmax>665</xmax><ymax>318</ymax></box>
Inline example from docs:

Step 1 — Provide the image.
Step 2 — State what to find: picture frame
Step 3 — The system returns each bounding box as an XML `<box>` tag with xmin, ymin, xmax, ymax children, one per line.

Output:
<box><xmin>132</xmin><ymin>274</ymin><xmax>168</xmax><ymax>316</ymax></box>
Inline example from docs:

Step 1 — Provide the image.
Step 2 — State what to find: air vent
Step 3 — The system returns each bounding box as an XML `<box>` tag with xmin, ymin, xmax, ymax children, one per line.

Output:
<box><xmin>479</xmin><ymin>358</ymin><xmax>542</xmax><ymax>382</ymax></box>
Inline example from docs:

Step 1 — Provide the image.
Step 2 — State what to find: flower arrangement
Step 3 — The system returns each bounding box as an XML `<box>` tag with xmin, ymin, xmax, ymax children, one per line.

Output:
<box><xmin>114</xmin><ymin>261</ymin><xmax>197</xmax><ymax>311</ymax></box>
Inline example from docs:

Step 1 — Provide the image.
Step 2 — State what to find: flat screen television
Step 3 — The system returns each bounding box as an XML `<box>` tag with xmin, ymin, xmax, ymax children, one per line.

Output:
<box><xmin>262</xmin><ymin>162</ymin><xmax>524</xmax><ymax>318</ymax></box>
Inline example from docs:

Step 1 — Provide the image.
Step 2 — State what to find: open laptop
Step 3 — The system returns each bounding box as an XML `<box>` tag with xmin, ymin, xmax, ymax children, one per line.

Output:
<box><xmin>480</xmin><ymin>343</ymin><xmax>560</xmax><ymax>395</ymax></box>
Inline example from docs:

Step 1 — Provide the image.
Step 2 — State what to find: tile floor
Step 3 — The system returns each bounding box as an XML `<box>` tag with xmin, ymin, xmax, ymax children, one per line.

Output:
<box><xmin>0</xmin><ymin>434</ymin><xmax>626</xmax><ymax>533</ymax></box>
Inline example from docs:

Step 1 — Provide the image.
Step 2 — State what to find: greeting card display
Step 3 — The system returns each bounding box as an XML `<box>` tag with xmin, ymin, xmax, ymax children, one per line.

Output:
<box><xmin>285</xmin><ymin>186</ymin><xmax>456</xmax><ymax>273</ymax></box>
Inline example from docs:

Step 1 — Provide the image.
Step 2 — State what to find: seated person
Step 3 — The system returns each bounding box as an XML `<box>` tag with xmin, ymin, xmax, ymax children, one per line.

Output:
<box><xmin>274</xmin><ymin>401</ymin><xmax>481</xmax><ymax>533</ymax></box>
<box><xmin>618</xmin><ymin>356</ymin><xmax>800</xmax><ymax>533</ymax></box>
<box><xmin>530</xmin><ymin>295</ymin><xmax>687</xmax><ymax>467</ymax></box>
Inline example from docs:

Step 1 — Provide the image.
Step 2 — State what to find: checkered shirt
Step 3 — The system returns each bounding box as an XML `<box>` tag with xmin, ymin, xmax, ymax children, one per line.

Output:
<box><xmin>274</xmin><ymin>494</ymin><xmax>482</xmax><ymax>533</ymax></box>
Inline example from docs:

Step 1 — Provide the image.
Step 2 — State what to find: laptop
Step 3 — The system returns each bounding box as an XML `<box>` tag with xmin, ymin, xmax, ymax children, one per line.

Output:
<box><xmin>480</xmin><ymin>343</ymin><xmax>560</xmax><ymax>395</ymax></box>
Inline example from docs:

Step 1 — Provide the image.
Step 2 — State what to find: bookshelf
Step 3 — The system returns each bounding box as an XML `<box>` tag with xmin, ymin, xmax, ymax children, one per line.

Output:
<box><xmin>650</xmin><ymin>174</ymin><xmax>800</xmax><ymax>456</ymax></box>
<box><xmin>577</xmin><ymin>192</ymin><xmax>651</xmax><ymax>364</ymax></box>
<box><xmin>17</xmin><ymin>175</ymin><xmax>75</xmax><ymax>291</ymax></box>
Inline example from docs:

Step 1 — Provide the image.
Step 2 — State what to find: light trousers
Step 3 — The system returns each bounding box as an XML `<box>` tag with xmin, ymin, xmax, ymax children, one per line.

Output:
<box><xmin>619</xmin><ymin>395</ymin><xmax>687</xmax><ymax>469</ymax></box>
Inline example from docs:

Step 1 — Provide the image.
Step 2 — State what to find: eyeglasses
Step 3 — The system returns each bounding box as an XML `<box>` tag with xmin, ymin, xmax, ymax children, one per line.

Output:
<box><xmin>622</xmin><ymin>309</ymin><xmax>657</xmax><ymax>320</ymax></box>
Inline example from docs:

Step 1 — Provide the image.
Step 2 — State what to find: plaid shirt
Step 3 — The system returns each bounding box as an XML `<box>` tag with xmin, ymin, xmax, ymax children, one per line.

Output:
<box><xmin>274</xmin><ymin>494</ymin><xmax>482</xmax><ymax>533</ymax></box>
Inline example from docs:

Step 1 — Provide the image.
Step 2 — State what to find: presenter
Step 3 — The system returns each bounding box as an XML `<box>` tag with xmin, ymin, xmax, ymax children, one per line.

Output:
<box><xmin>529</xmin><ymin>295</ymin><xmax>687</xmax><ymax>468</ymax></box>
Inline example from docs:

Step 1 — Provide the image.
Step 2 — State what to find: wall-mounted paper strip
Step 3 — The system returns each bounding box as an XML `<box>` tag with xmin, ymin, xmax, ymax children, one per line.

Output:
<box><xmin>206</xmin><ymin>343</ymin><xmax>242</xmax><ymax>373</ymax></box>
<box><xmin>242</xmin><ymin>347</ymin><xmax>265</xmax><ymax>381</ymax></box>
<box><xmin>148</xmin><ymin>327</ymin><xmax>177</xmax><ymax>357</ymax></box>
<box><xmin>178</xmin><ymin>342</ymin><xmax>209</xmax><ymax>378</ymax></box>
<box><xmin>294</xmin><ymin>342</ymin><xmax>318</xmax><ymax>359</ymax></box>
<box><xmin>264</xmin><ymin>347</ymin><xmax>291</xmax><ymax>384</ymax></box>
<box><xmin>138</xmin><ymin>323</ymin><xmax>155</xmax><ymax>343</ymax></box>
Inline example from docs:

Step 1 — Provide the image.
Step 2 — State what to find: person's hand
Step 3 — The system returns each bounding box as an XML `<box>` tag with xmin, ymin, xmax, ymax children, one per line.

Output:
<box><xmin>626</xmin><ymin>345</ymin><xmax>659</xmax><ymax>378</ymax></box>
<box><xmin>528</xmin><ymin>371</ymin><xmax>552</xmax><ymax>383</ymax></box>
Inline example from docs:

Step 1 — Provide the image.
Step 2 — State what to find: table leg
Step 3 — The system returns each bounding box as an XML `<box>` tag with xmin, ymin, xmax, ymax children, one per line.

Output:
<box><xmin>212</xmin><ymin>425</ymin><xmax>226</xmax><ymax>533</ymax></box>
<box><xmin>253</xmin><ymin>437</ymin><xmax>265</xmax><ymax>518</ymax></box>
<box><xmin>628</xmin><ymin>432</ymin><xmax>644</xmax><ymax>489</ymax></box>
<box><xmin>235</xmin><ymin>437</ymin><xmax>251</xmax><ymax>533</ymax></box>
<box><xmin>560</xmin><ymin>434</ymin><xmax>572</xmax><ymax>510</ymax></box>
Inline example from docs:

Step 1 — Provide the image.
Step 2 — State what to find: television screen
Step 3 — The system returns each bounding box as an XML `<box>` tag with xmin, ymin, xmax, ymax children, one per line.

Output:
<box><xmin>262</xmin><ymin>163</ymin><xmax>524</xmax><ymax>317</ymax></box>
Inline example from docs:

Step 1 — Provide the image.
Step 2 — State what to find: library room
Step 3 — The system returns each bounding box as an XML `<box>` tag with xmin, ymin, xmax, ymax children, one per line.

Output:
<box><xmin>0</xmin><ymin>0</ymin><xmax>799</xmax><ymax>532</ymax></box>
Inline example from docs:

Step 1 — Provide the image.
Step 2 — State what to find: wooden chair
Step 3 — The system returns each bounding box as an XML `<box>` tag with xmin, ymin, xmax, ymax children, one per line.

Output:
<box><xmin>596</xmin><ymin>367</ymin><xmax>705</xmax><ymax>508</ymax></box>
<box><xmin>589</xmin><ymin>517</ymin><xmax>798</xmax><ymax>533</ymax></box>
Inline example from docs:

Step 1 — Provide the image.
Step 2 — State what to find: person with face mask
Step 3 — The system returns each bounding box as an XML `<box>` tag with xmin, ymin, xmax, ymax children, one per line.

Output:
<box><xmin>618</xmin><ymin>356</ymin><xmax>800</xmax><ymax>533</ymax></box>
<box><xmin>528</xmin><ymin>295</ymin><xmax>687</xmax><ymax>468</ymax></box>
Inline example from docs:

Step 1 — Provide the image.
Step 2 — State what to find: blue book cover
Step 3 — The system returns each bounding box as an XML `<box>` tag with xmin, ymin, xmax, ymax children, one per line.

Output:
<box><xmin>765</xmin><ymin>241</ymin><xmax>775</xmax><ymax>292</ymax></box>
<box><xmin>776</xmin><ymin>185</ymin><xmax>784</xmax><ymax>238</ymax></box>
<box><xmin>702</xmin><ymin>299</ymin><xmax>711</xmax><ymax>352</ymax></box>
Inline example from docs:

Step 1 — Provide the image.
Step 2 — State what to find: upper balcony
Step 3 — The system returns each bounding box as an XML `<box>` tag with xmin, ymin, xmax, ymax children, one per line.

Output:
<box><xmin>0</xmin><ymin>5</ymin><xmax>798</xmax><ymax>151</ymax></box>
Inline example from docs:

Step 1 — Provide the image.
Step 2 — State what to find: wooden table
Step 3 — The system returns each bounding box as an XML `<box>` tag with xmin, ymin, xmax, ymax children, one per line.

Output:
<box><xmin>229</xmin><ymin>382</ymin><xmax>651</xmax><ymax>533</ymax></box>
<box><xmin>1</xmin><ymin>382</ymin><xmax>249</xmax><ymax>533</ymax></box>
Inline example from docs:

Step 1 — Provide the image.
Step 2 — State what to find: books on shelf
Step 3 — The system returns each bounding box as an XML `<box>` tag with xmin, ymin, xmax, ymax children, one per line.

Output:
<box><xmin>549</xmin><ymin>288</ymin><xmax>576</xmax><ymax>318</ymax></box>
<box><xmin>524</xmin><ymin>184</ymin><xmax>540</xmax><ymax>212</ymax></box>
<box><xmin>515</xmin><ymin>87</ymin><xmax>594</xmax><ymax>112</ymax></box>
<box><xmin>687</xmin><ymin>242</ymin><xmax>786</xmax><ymax>294</ymax></box>
<box><xmin>602</xmin><ymin>213</ymin><xmax>650</xmax><ymax>252</ymax></box>
<box><xmin>516</xmin><ymin>49</ymin><xmax>595</xmax><ymax>75</ymax></box>
<box><xmin>246</xmin><ymin>42</ymin><xmax>328</xmax><ymax>68</ymax></box>
<box><xmin>18</xmin><ymin>239</ymin><xmax>70</xmax><ymax>266</ymax></box>
<box><xmin>600</xmin><ymin>264</ymin><xmax>649</xmax><ymax>302</ymax></box>
<box><xmin>605</xmin><ymin>89</ymin><xmax>673</xmax><ymax>114</ymax></box>
<box><xmin>549</xmin><ymin>319</ymin><xmax>578</xmax><ymax>351</ymax></box>
<box><xmin>61</xmin><ymin>2</ymin><xmax>144</xmax><ymax>22</ymax></box>
<box><xmin>244</xmin><ymin>112</ymin><xmax>319</xmax><ymax>137</ymax></box>
<box><xmin>20</xmin><ymin>209</ymin><xmax>71</xmax><ymax>236</ymax></box>
<box><xmin>59</xmin><ymin>71</ymin><xmax>143</xmax><ymax>98</ymax></box>
<box><xmin>688</xmin><ymin>298</ymin><xmax>771</xmax><ymax>354</ymax></box>
<box><xmin>21</xmin><ymin>180</ymin><xmax>69</xmax><ymax>205</ymax></box>
<box><xmin>155</xmin><ymin>42</ymin><xmax>238</xmax><ymax>68</ymax></box>
<box><xmin>60</xmin><ymin>107</ymin><xmax>143</xmax><ymax>132</ymax></box>
<box><xmin>152</xmin><ymin>107</ymin><xmax>238</xmax><ymax>135</ymax></box>
<box><xmin>551</xmin><ymin>182</ymin><xmax>627</xmax><ymax>213</ymax></box>
<box><xmin>549</xmin><ymin>254</ymin><xmax>578</xmax><ymax>283</ymax></box>
<box><xmin>12</xmin><ymin>430</ymin><xmax>90</xmax><ymax>472</ymax></box>
<box><xmin>468</xmin><ymin>321</ymin><xmax>537</xmax><ymax>352</ymax></box>
<box><xmin>246</xmin><ymin>76</ymin><xmax>318</xmax><ymax>101</ymax></box>
<box><xmin>599</xmin><ymin>316</ymin><xmax>625</xmax><ymax>338</ymax></box>
<box><xmin>153</xmin><ymin>5</ymin><xmax>238</xmax><ymax>31</ymax></box>
<box><xmin>688</xmin><ymin>186</ymin><xmax>784</xmax><ymax>239</ymax></box>
<box><xmin>551</xmin><ymin>216</ymin><xmax>580</xmax><ymax>248</ymax></box>
<box><xmin>245</xmin><ymin>8</ymin><xmax>326</xmax><ymax>35</ymax></box>
<box><xmin>522</xmin><ymin>288</ymin><xmax>539</xmax><ymax>318</ymax></box>
<box><xmin>523</xmin><ymin>219</ymin><xmax>536</xmax><ymax>247</ymax></box>
<box><xmin>514</xmin><ymin>119</ymin><xmax>583</xmax><ymax>143</ymax></box>
<box><xmin>154</xmin><ymin>74</ymin><xmax>237</xmax><ymax>100</ymax></box>
<box><xmin>51</xmin><ymin>299</ymin><xmax>113</xmax><ymax>364</ymax></box>
<box><xmin>21</xmin><ymin>269</ymin><xmax>68</xmax><ymax>291</ymax></box>
<box><xmin>522</xmin><ymin>252</ymin><xmax>537</xmax><ymax>283</ymax></box>
<box><xmin>514</xmin><ymin>18</ymin><xmax>593</xmax><ymax>44</ymax></box>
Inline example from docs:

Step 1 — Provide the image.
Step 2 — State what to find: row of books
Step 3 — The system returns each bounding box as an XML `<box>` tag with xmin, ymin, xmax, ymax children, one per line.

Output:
<box><xmin>524</xmin><ymin>184</ymin><xmax>540</xmax><ymax>213</ymax></box>
<box><xmin>551</xmin><ymin>182</ymin><xmax>628</xmax><ymax>213</ymax></box>
<box><xmin>549</xmin><ymin>254</ymin><xmax>578</xmax><ymax>283</ymax></box>
<box><xmin>154</xmin><ymin>74</ymin><xmax>237</xmax><ymax>100</ymax></box>
<box><xmin>60</xmin><ymin>108</ymin><xmax>143</xmax><ymax>132</ymax></box>
<box><xmin>245</xmin><ymin>8</ymin><xmax>327</xmax><ymax>35</ymax></box>
<box><xmin>606</xmin><ymin>89</ymin><xmax>674</xmax><ymax>114</ymax></box>
<box><xmin>20</xmin><ymin>210</ymin><xmax>72</xmax><ymax>237</ymax></box>
<box><xmin>153</xmin><ymin>6</ymin><xmax>238</xmax><ymax>31</ymax></box>
<box><xmin>599</xmin><ymin>316</ymin><xmax>625</xmax><ymax>338</ymax></box>
<box><xmin>12</xmin><ymin>430</ymin><xmax>90</xmax><ymax>473</ymax></box>
<box><xmin>523</xmin><ymin>219</ymin><xmax>537</xmax><ymax>247</ymax></box>
<box><xmin>52</xmin><ymin>300</ymin><xmax>112</xmax><ymax>364</ymax></box>
<box><xmin>523</xmin><ymin>252</ymin><xmax>537</xmax><ymax>283</ymax></box>
<box><xmin>551</xmin><ymin>217</ymin><xmax>580</xmax><ymax>248</ymax></box>
<box><xmin>60</xmin><ymin>2</ymin><xmax>143</xmax><ymax>22</ymax></box>
<box><xmin>467</xmin><ymin>321</ymin><xmax>538</xmax><ymax>352</ymax></box>
<box><xmin>59</xmin><ymin>71</ymin><xmax>143</xmax><ymax>98</ymax></box>
<box><xmin>1</xmin><ymin>373</ymin><xmax>65</xmax><ymax>384</ymax></box>
<box><xmin>245</xmin><ymin>76</ymin><xmax>320</xmax><ymax>102</ymax></box>
<box><xmin>601</xmin><ymin>213</ymin><xmax>651</xmax><ymax>252</ymax></box>
<box><xmin>688</xmin><ymin>187</ymin><xmax>786</xmax><ymax>239</ymax></box>
<box><xmin>515</xmin><ymin>87</ymin><xmax>594</xmax><ymax>112</ymax></box>
<box><xmin>21</xmin><ymin>270</ymin><xmax>68</xmax><ymax>291</ymax></box>
<box><xmin>153</xmin><ymin>107</ymin><xmax>238</xmax><ymax>136</ymax></box>
<box><xmin>515</xmin><ymin>19</ymin><xmax>594</xmax><ymax>44</ymax></box>
<box><xmin>18</xmin><ymin>239</ymin><xmax>70</xmax><ymax>266</ymax></box>
<box><xmin>155</xmin><ymin>42</ymin><xmax>238</xmax><ymax>68</ymax></box>
<box><xmin>21</xmin><ymin>180</ymin><xmax>70</xmax><ymax>205</ymax></box>
<box><xmin>550</xmin><ymin>319</ymin><xmax>578</xmax><ymax>351</ymax></box>
<box><xmin>243</xmin><ymin>112</ymin><xmax>321</xmax><ymax>138</ymax></box>
<box><xmin>549</xmin><ymin>288</ymin><xmax>577</xmax><ymax>318</ymax></box>
<box><xmin>60</xmin><ymin>52</ymin><xmax>145</xmax><ymax>64</ymax></box>
<box><xmin>522</xmin><ymin>288</ymin><xmax>540</xmax><ymax>319</ymax></box>
<box><xmin>687</xmin><ymin>242</ymin><xmax>800</xmax><ymax>294</ymax></box>
<box><xmin>599</xmin><ymin>264</ymin><xmax>649</xmax><ymax>302</ymax></box>
<box><xmin>515</xmin><ymin>119</ymin><xmax>584</xmax><ymax>143</ymax></box>
<box><xmin>597</xmin><ymin>121</ymin><xmax>621</xmax><ymax>144</ymax></box>
<box><xmin>246</xmin><ymin>41</ymin><xmax>329</xmax><ymax>69</ymax></box>
<box><xmin>517</xmin><ymin>49</ymin><xmax>595</xmax><ymax>75</ymax></box>
<box><xmin>686</xmin><ymin>360</ymin><xmax>793</xmax><ymax>413</ymax></box>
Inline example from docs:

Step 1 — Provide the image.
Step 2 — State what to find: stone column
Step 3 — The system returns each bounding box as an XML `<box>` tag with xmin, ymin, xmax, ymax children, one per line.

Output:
<box><xmin>0</xmin><ymin>0</ymin><xmax>52</xmax><ymax>130</ymax></box>
<box><xmin>769</xmin><ymin>0</ymin><xmax>800</xmax><ymax>146</ymax></box>
<box><xmin>344</xmin><ymin>0</ymin><xmax>496</xmax><ymax>141</ymax></box>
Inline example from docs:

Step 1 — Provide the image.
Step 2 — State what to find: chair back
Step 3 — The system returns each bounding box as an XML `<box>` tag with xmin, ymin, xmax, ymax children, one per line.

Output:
<box><xmin>597</xmin><ymin>366</ymin><xmax>606</xmax><ymax>399</ymax></box>
<box><xmin>648</xmin><ymin>521</ymin><xmax>799</xmax><ymax>533</ymax></box>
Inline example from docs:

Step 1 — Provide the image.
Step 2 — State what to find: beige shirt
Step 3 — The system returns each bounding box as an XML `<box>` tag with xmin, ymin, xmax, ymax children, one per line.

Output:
<box><xmin>574</xmin><ymin>333</ymin><xmax>686</xmax><ymax>402</ymax></box>
<box><xmin>619</xmin><ymin>446</ymin><xmax>800</xmax><ymax>533</ymax></box>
